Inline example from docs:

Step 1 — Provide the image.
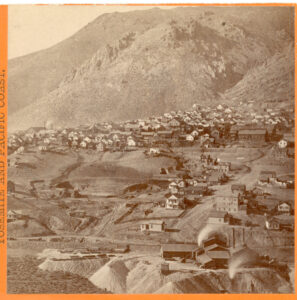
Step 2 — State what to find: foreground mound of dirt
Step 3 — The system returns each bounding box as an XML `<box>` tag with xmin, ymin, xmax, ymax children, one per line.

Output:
<box><xmin>38</xmin><ymin>253</ymin><xmax>293</xmax><ymax>294</ymax></box>
<box><xmin>39</xmin><ymin>257</ymin><xmax>108</xmax><ymax>278</ymax></box>
<box><xmin>92</xmin><ymin>257</ymin><xmax>292</xmax><ymax>293</ymax></box>
<box><xmin>89</xmin><ymin>259</ymin><xmax>129</xmax><ymax>293</ymax></box>
<box><xmin>8</xmin><ymin>256</ymin><xmax>108</xmax><ymax>294</ymax></box>
<box><xmin>157</xmin><ymin>268</ymin><xmax>292</xmax><ymax>294</ymax></box>
<box><xmin>154</xmin><ymin>281</ymin><xmax>188</xmax><ymax>294</ymax></box>
<box><xmin>126</xmin><ymin>260</ymin><xmax>164</xmax><ymax>293</ymax></box>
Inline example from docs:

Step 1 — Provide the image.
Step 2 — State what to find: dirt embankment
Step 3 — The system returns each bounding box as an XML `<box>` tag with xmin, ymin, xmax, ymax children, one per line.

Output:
<box><xmin>39</xmin><ymin>257</ymin><xmax>108</xmax><ymax>278</ymax></box>
<box><xmin>155</xmin><ymin>268</ymin><xmax>292</xmax><ymax>294</ymax></box>
<box><xmin>8</xmin><ymin>219</ymin><xmax>54</xmax><ymax>238</ymax></box>
<box><xmin>39</xmin><ymin>255</ymin><xmax>293</xmax><ymax>294</ymax></box>
<box><xmin>51</xmin><ymin>152</ymin><xmax>84</xmax><ymax>185</ymax></box>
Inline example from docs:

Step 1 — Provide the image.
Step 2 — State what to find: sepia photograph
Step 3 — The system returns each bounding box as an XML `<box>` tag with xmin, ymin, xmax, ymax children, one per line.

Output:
<box><xmin>6</xmin><ymin>4</ymin><xmax>295</xmax><ymax>294</ymax></box>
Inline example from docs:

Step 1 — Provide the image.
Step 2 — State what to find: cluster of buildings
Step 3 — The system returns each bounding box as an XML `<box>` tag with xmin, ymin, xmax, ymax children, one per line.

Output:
<box><xmin>165</xmin><ymin>179</ymin><xmax>209</xmax><ymax>210</ymax></box>
<box><xmin>161</xmin><ymin>235</ymin><xmax>230</xmax><ymax>269</ymax></box>
<box><xmin>207</xmin><ymin>193</ymin><xmax>246</xmax><ymax>226</ymax></box>
<box><xmin>265</xmin><ymin>214</ymin><xmax>294</xmax><ymax>231</ymax></box>
<box><xmin>207</xmin><ymin>179</ymin><xmax>294</xmax><ymax>230</ymax></box>
<box><xmin>258</xmin><ymin>171</ymin><xmax>294</xmax><ymax>188</ymax></box>
<box><xmin>139</xmin><ymin>179</ymin><xmax>209</xmax><ymax>233</ymax></box>
<box><xmin>8</xmin><ymin>102</ymin><xmax>294</xmax><ymax>155</ymax></box>
<box><xmin>7</xmin><ymin>102</ymin><xmax>294</xmax><ymax>271</ymax></box>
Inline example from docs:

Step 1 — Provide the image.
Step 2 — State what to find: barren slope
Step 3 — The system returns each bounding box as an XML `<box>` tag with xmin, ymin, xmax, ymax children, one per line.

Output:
<box><xmin>8</xmin><ymin>6</ymin><xmax>294</xmax><ymax>131</ymax></box>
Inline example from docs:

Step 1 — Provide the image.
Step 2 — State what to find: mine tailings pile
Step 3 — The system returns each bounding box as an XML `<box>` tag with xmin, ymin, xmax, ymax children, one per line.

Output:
<box><xmin>39</xmin><ymin>256</ymin><xmax>293</xmax><ymax>294</ymax></box>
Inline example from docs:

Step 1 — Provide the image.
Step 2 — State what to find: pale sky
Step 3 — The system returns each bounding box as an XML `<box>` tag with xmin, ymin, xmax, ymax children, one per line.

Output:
<box><xmin>8</xmin><ymin>5</ymin><xmax>175</xmax><ymax>59</ymax></box>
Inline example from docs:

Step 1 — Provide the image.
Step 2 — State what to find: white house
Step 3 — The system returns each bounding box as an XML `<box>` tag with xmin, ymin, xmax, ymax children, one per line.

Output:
<box><xmin>265</xmin><ymin>218</ymin><xmax>280</xmax><ymax>230</ymax></box>
<box><xmin>44</xmin><ymin>138</ymin><xmax>51</xmax><ymax>145</ymax></box>
<box><xmin>177</xmin><ymin>181</ymin><xmax>185</xmax><ymax>188</ymax></box>
<box><xmin>138</xmin><ymin>120</ymin><xmax>146</xmax><ymax>127</ymax></box>
<box><xmin>16</xmin><ymin>146</ymin><xmax>25</xmax><ymax>154</ymax></box>
<box><xmin>127</xmin><ymin>138</ymin><xmax>136</xmax><ymax>147</ymax></box>
<box><xmin>186</xmin><ymin>135</ymin><xmax>195</xmax><ymax>142</ymax></box>
<box><xmin>84</xmin><ymin>136</ymin><xmax>92</xmax><ymax>143</ymax></box>
<box><xmin>80</xmin><ymin>141</ymin><xmax>87</xmax><ymax>148</ymax></box>
<box><xmin>112</xmin><ymin>134</ymin><xmax>119</xmax><ymax>141</ymax></box>
<box><xmin>191</xmin><ymin>130</ymin><xmax>199</xmax><ymax>137</ymax></box>
<box><xmin>96</xmin><ymin>142</ymin><xmax>105</xmax><ymax>152</ymax></box>
<box><xmin>149</xmin><ymin>148</ymin><xmax>160</xmax><ymax>155</ymax></box>
<box><xmin>277</xmin><ymin>202</ymin><xmax>291</xmax><ymax>214</ymax></box>
<box><xmin>166</xmin><ymin>195</ymin><xmax>183</xmax><ymax>209</ymax></box>
<box><xmin>140</xmin><ymin>220</ymin><xmax>165</xmax><ymax>232</ymax></box>
<box><xmin>38</xmin><ymin>145</ymin><xmax>48</xmax><ymax>152</ymax></box>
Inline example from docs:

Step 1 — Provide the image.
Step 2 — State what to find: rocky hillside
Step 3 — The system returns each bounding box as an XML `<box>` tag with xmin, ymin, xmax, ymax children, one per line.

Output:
<box><xmin>222</xmin><ymin>44</ymin><xmax>294</xmax><ymax>106</ymax></box>
<box><xmin>8</xmin><ymin>6</ymin><xmax>294</xmax><ymax>131</ymax></box>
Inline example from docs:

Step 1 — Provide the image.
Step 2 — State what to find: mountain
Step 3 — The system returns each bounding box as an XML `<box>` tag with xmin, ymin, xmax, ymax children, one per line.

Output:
<box><xmin>222</xmin><ymin>44</ymin><xmax>294</xmax><ymax>106</ymax></box>
<box><xmin>8</xmin><ymin>6</ymin><xmax>294</xmax><ymax>131</ymax></box>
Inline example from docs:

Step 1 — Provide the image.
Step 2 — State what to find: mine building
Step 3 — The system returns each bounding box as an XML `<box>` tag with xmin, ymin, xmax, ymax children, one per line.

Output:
<box><xmin>196</xmin><ymin>236</ymin><xmax>230</xmax><ymax>269</ymax></box>
<box><xmin>160</xmin><ymin>243</ymin><xmax>198</xmax><ymax>260</ymax></box>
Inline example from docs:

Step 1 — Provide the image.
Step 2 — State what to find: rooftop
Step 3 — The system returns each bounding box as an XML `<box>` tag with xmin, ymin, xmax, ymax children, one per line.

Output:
<box><xmin>141</xmin><ymin>220</ymin><xmax>165</xmax><ymax>225</ymax></box>
<box><xmin>196</xmin><ymin>253</ymin><xmax>213</xmax><ymax>264</ymax></box>
<box><xmin>161</xmin><ymin>243</ymin><xmax>198</xmax><ymax>252</ymax></box>
<box><xmin>238</xmin><ymin>129</ymin><xmax>266</xmax><ymax>135</ymax></box>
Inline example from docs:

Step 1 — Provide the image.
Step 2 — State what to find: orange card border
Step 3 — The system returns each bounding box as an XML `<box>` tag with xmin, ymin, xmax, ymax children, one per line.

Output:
<box><xmin>0</xmin><ymin>3</ymin><xmax>296</xmax><ymax>299</ymax></box>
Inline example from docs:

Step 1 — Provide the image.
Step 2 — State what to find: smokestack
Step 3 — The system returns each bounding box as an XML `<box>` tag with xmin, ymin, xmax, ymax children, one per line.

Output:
<box><xmin>233</xmin><ymin>227</ymin><xmax>235</xmax><ymax>248</ymax></box>
<box><xmin>228</xmin><ymin>227</ymin><xmax>235</xmax><ymax>248</ymax></box>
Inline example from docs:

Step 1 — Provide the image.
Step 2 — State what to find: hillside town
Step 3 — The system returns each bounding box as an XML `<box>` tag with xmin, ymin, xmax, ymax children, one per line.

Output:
<box><xmin>8</xmin><ymin>101</ymin><xmax>294</xmax><ymax>155</ymax></box>
<box><xmin>6</xmin><ymin>4</ymin><xmax>295</xmax><ymax>294</ymax></box>
<box><xmin>7</xmin><ymin>100</ymin><xmax>294</xmax><ymax>287</ymax></box>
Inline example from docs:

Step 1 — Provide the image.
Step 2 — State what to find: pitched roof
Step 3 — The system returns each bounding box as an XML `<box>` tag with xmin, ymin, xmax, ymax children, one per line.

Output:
<box><xmin>196</xmin><ymin>253</ymin><xmax>213</xmax><ymax>264</ymax></box>
<box><xmin>238</xmin><ymin>129</ymin><xmax>266</xmax><ymax>135</ymax></box>
<box><xmin>161</xmin><ymin>243</ymin><xmax>198</xmax><ymax>252</ymax></box>
<box><xmin>202</xmin><ymin>236</ymin><xmax>226</xmax><ymax>247</ymax></box>
<box><xmin>204</xmin><ymin>244</ymin><xmax>227</xmax><ymax>252</ymax></box>
<box><xmin>278</xmin><ymin>202</ymin><xmax>291</xmax><ymax>207</ymax></box>
<box><xmin>157</xmin><ymin>131</ymin><xmax>173</xmax><ymax>135</ymax></box>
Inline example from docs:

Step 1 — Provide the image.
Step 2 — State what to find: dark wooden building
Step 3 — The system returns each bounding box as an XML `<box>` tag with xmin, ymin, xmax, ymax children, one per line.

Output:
<box><xmin>160</xmin><ymin>243</ymin><xmax>198</xmax><ymax>260</ymax></box>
